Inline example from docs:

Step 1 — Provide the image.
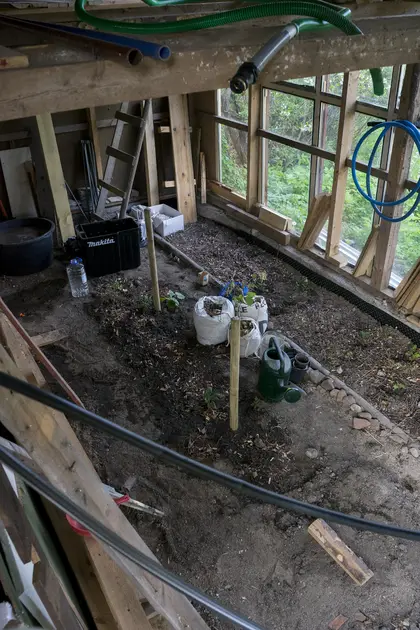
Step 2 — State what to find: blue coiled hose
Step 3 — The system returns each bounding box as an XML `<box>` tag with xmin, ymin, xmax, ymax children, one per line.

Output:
<box><xmin>352</xmin><ymin>120</ymin><xmax>420</xmax><ymax>222</ymax></box>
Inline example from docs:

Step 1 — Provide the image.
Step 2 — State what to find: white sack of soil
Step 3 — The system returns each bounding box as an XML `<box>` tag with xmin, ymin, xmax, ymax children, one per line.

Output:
<box><xmin>234</xmin><ymin>317</ymin><xmax>262</xmax><ymax>358</ymax></box>
<box><xmin>194</xmin><ymin>296</ymin><xmax>234</xmax><ymax>345</ymax></box>
<box><xmin>236</xmin><ymin>295</ymin><xmax>268</xmax><ymax>334</ymax></box>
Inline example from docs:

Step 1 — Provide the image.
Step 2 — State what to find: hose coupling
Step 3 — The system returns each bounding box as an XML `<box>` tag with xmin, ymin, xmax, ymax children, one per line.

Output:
<box><xmin>230</xmin><ymin>62</ymin><xmax>259</xmax><ymax>94</ymax></box>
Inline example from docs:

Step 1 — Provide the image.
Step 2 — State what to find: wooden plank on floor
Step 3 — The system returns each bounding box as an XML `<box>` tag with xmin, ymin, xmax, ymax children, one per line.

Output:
<box><xmin>0</xmin><ymin>314</ymin><xmax>45</xmax><ymax>387</ymax></box>
<box><xmin>33</xmin><ymin>560</ymin><xmax>85</xmax><ymax>630</ymax></box>
<box><xmin>31</xmin><ymin>329</ymin><xmax>67</xmax><ymax>348</ymax></box>
<box><xmin>169</xmin><ymin>94</ymin><xmax>196</xmax><ymax>223</ymax></box>
<box><xmin>0</xmin><ymin>345</ymin><xmax>210</xmax><ymax>630</ymax></box>
<box><xmin>308</xmin><ymin>518</ymin><xmax>373</xmax><ymax>586</ymax></box>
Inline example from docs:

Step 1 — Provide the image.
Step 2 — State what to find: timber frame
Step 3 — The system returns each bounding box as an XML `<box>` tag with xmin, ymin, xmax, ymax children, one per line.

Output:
<box><xmin>0</xmin><ymin>0</ymin><xmax>419</xmax><ymax>327</ymax></box>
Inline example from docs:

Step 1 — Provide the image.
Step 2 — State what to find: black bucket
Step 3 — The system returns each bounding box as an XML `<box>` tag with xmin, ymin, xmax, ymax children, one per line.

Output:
<box><xmin>0</xmin><ymin>218</ymin><xmax>55</xmax><ymax>276</ymax></box>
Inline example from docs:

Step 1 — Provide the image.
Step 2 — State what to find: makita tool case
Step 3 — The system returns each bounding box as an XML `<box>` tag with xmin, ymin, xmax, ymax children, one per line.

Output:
<box><xmin>76</xmin><ymin>218</ymin><xmax>140</xmax><ymax>277</ymax></box>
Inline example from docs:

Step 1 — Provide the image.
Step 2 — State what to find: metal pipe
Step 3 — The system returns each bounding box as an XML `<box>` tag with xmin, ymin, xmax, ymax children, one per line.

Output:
<box><xmin>230</xmin><ymin>23</ymin><xmax>298</xmax><ymax>94</ymax></box>
<box><xmin>0</xmin><ymin>14</ymin><xmax>143</xmax><ymax>66</ymax></box>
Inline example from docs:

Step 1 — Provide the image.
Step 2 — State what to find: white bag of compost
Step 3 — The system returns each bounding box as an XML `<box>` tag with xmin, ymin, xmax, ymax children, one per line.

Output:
<box><xmin>236</xmin><ymin>295</ymin><xmax>268</xmax><ymax>334</ymax></box>
<box><xmin>194</xmin><ymin>296</ymin><xmax>234</xmax><ymax>345</ymax></box>
<box><xmin>228</xmin><ymin>317</ymin><xmax>261</xmax><ymax>358</ymax></box>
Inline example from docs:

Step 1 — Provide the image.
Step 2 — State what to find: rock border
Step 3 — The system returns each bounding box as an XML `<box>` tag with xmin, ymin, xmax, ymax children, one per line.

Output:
<box><xmin>285</xmin><ymin>337</ymin><xmax>419</xmax><ymax>459</ymax></box>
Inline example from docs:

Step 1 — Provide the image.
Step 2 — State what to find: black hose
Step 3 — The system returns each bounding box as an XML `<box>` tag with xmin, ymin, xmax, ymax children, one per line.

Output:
<box><xmin>2</xmin><ymin>371</ymin><xmax>420</xmax><ymax>541</ymax></box>
<box><xmin>0</xmin><ymin>445</ymin><xmax>264</xmax><ymax>630</ymax></box>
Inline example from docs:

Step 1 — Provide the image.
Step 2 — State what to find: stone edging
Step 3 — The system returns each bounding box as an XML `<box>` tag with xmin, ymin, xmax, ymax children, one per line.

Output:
<box><xmin>284</xmin><ymin>337</ymin><xmax>419</xmax><ymax>460</ymax></box>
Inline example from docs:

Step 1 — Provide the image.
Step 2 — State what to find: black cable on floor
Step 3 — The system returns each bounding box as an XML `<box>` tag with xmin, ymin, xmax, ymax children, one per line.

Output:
<box><xmin>2</xmin><ymin>370</ymin><xmax>420</xmax><ymax>541</ymax></box>
<box><xmin>0</xmin><ymin>445</ymin><xmax>264</xmax><ymax>630</ymax></box>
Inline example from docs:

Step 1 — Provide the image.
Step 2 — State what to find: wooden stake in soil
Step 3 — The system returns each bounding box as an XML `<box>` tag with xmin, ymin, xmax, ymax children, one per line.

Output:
<box><xmin>229</xmin><ymin>317</ymin><xmax>240</xmax><ymax>431</ymax></box>
<box><xmin>144</xmin><ymin>208</ymin><xmax>161</xmax><ymax>312</ymax></box>
<box><xmin>308</xmin><ymin>519</ymin><xmax>373</xmax><ymax>586</ymax></box>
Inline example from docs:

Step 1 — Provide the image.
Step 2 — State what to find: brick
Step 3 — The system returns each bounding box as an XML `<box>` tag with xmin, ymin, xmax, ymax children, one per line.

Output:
<box><xmin>343</xmin><ymin>395</ymin><xmax>356</xmax><ymax>407</ymax></box>
<box><xmin>328</xmin><ymin>615</ymin><xmax>348</xmax><ymax>630</ymax></box>
<box><xmin>330</xmin><ymin>388</ymin><xmax>340</xmax><ymax>398</ymax></box>
<box><xmin>350</xmin><ymin>403</ymin><xmax>362</xmax><ymax>414</ymax></box>
<box><xmin>392</xmin><ymin>426</ymin><xmax>409</xmax><ymax>443</ymax></box>
<box><xmin>321</xmin><ymin>378</ymin><xmax>334</xmax><ymax>392</ymax></box>
<box><xmin>369</xmin><ymin>418</ymin><xmax>380</xmax><ymax>432</ymax></box>
<box><xmin>359</xmin><ymin>411</ymin><xmax>372</xmax><ymax>420</ymax></box>
<box><xmin>336</xmin><ymin>389</ymin><xmax>347</xmax><ymax>402</ymax></box>
<box><xmin>351</xmin><ymin>417</ymin><xmax>371</xmax><ymax>430</ymax></box>
<box><xmin>308</xmin><ymin>368</ymin><xmax>324</xmax><ymax>385</ymax></box>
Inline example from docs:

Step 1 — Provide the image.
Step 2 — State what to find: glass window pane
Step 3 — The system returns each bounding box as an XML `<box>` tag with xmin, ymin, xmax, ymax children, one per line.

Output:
<box><xmin>351</xmin><ymin>113</ymin><xmax>385</xmax><ymax>168</ymax></box>
<box><xmin>266</xmin><ymin>91</ymin><xmax>313</xmax><ymax>144</ymax></box>
<box><xmin>219</xmin><ymin>124</ymin><xmax>247</xmax><ymax>196</ymax></box>
<box><xmin>357</xmin><ymin>67</ymin><xmax>392</xmax><ymax>108</ymax></box>
<box><xmin>322</xmin><ymin>74</ymin><xmax>343</xmax><ymax>96</ymax></box>
<box><xmin>286</xmin><ymin>77</ymin><xmax>316</xmax><ymax>87</ymax></box>
<box><xmin>393</xmin><ymin>210</ymin><xmax>420</xmax><ymax>278</ymax></box>
<box><xmin>319</xmin><ymin>103</ymin><xmax>340</xmax><ymax>152</ymax></box>
<box><xmin>266</xmin><ymin>140</ymin><xmax>310</xmax><ymax>234</ymax></box>
<box><xmin>219</xmin><ymin>88</ymin><xmax>248</xmax><ymax>123</ymax></box>
<box><xmin>342</xmin><ymin>176</ymin><xmax>377</xmax><ymax>252</ymax></box>
<box><xmin>409</xmin><ymin>144</ymin><xmax>420</xmax><ymax>183</ymax></box>
<box><xmin>318</xmin><ymin>159</ymin><xmax>334</xmax><ymax>194</ymax></box>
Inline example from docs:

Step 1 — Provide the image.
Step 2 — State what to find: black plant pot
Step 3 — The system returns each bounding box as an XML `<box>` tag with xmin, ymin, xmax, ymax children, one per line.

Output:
<box><xmin>290</xmin><ymin>353</ymin><xmax>310</xmax><ymax>384</ymax></box>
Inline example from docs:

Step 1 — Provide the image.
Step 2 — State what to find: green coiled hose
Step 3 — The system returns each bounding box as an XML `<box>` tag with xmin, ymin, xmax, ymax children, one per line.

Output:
<box><xmin>74</xmin><ymin>0</ymin><xmax>383</xmax><ymax>95</ymax></box>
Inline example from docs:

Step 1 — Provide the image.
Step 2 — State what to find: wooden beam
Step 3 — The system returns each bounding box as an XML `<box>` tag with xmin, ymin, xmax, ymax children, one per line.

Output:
<box><xmin>258</xmin><ymin>204</ymin><xmax>292</xmax><ymax>232</ymax></box>
<box><xmin>87</xmin><ymin>107</ymin><xmax>103</xmax><ymax>180</ymax></box>
<box><xmin>85</xmin><ymin>538</ymin><xmax>153</xmax><ymax>630</ymax></box>
<box><xmin>372</xmin><ymin>64</ymin><xmax>420</xmax><ymax>290</ymax></box>
<box><xmin>0</xmin><ymin>314</ymin><xmax>45</xmax><ymax>387</ymax></box>
<box><xmin>143</xmin><ymin>99</ymin><xmax>159</xmax><ymax>207</ymax></box>
<box><xmin>297</xmin><ymin>193</ymin><xmax>331</xmax><ymax>251</ymax></box>
<box><xmin>208</xmin><ymin>180</ymin><xmax>246</xmax><ymax>208</ymax></box>
<box><xmin>325</xmin><ymin>71</ymin><xmax>359</xmax><ymax>263</ymax></box>
<box><xmin>169</xmin><ymin>94</ymin><xmax>197</xmax><ymax>223</ymax></box>
<box><xmin>353</xmin><ymin>225</ymin><xmax>380</xmax><ymax>278</ymax></box>
<box><xmin>0</xmin><ymin>45</ymin><xmax>28</xmax><ymax>69</ymax></box>
<box><xmin>308</xmin><ymin>519</ymin><xmax>373</xmax><ymax>586</ymax></box>
<box><xmin>246</xmin><ymin>84</ymin><xmax>261</xmax><ymax>215</ymax></box>
<box><xmin>4</xmin><ymin>17</ymin><xmax>420</xmax><ymax>121</ymax></box>
<box><xmin>0</xmin><ymin>346</ymin><xmax>210</xmax><ymax>630</ymax></box>
<box><xmin>33</xmin><ymin>113</ymin><xmax>75</xmax><ymax>243</ymax></box>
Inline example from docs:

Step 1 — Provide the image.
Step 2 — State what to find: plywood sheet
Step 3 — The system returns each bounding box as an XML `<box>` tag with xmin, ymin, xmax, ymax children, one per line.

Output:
<box><xmin>0</xmin><ymin>147</ymin><xmax>37</xmax><ymax>218</ymax></box>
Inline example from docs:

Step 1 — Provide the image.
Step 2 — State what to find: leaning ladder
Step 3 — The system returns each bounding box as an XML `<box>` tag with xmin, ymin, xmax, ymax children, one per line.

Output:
<box><xmin>96</xmin><ymin>100</ymin><xmax>151</xmax><ymax>219</ymax></box>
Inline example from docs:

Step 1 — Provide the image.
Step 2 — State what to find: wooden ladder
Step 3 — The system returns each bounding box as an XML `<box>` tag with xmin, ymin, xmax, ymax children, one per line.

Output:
<box><xmin>96</xmin><ymin>101</ymin><xmax>151</xmax><ymax>219</ymax></box>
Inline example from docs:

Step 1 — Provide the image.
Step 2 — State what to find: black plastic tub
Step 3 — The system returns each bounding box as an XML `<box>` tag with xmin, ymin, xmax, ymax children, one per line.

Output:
<box><xmin>0</xmin><ymin>218</ymin><xmax>55</xmax><ymax>276</ymax></box>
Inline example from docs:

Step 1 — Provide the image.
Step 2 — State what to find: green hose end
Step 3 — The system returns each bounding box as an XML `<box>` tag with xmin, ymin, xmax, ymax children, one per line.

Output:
<box><xmin>370</xmin><ymin>67</ymin><xmax>384</xmax><ymax>97</ymax></box>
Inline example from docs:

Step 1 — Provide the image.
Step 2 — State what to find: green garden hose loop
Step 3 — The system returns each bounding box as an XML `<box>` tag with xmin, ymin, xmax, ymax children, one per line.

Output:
<box><xmin>74</xmin><ymin>0</ymin><xmax>383</xmax><ymax>95</ymax></box>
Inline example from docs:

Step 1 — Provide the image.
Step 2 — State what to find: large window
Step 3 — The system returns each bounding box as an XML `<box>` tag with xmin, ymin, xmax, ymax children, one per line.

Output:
<box><xmin>215</xmin><ymin>65</ymin><xmax>417</xmax><ymax>289</ymax></box>
<box><xmin>216</xmin><ymin>89</ymin><xmax>248</xmax><ymax>196</ymax></box>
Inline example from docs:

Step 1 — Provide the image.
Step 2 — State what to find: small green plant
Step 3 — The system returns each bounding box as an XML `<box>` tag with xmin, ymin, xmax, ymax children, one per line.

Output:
<box><xmin>406</xmin><ymin>344</ymin><xmax>420</xmax><ymax>362</ymax></box>
<box><xmin>392</xmin><ymin>382</ymin><xmax>406</xmax><ymax>394</ymax></box>
<box><xmin>249</xmin><ymin>271</ymin><xmax>268</xmax><ymax>292</ymax></box>
<box><xmin>359</xmin><ymin>330</ymin><xmax>371</xmax><ymax>341</ymax></box>
<box><xmin>203</xmin><ymin>387</ymin><xmax>221</xmax><ymax>410</ymax></box>
<box><xmin>160</xmin><ymin>290</ymin><xmax>185</xmax><ymax>311</ymax></box>
<box><xmin>138</xmin><ymin>294</ymin><xmax>153</xmax><ymax>313</ymax></box>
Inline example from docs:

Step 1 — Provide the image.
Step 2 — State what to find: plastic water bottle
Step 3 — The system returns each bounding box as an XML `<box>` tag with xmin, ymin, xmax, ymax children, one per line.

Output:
<box><xmin>67</xmin><ymin>258</ymin><xmax>89</xmax><ymax>297</ymax></box>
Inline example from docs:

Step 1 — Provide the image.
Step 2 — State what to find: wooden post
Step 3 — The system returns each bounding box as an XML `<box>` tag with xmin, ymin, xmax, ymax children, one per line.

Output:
<box><xmin>143</xmin><ymin>99</ymin><xmax>159</xmax><ymax>207</ymax></box>
<box><xmin>144</xmin><ymin>208</ymin><xmax>161</xmax><ymax>312</ymax></box>
<box><xmin>87</xmin><ymin>107</ymin><xmax>103</xmax><ymax>180</ymax></box>
<box><xmin>229</xmin><ymin>317</ymin><xmax>240</xmax><ymax>431</ymax></box>
<box><xmin>325</xmin><ymin>71</ymin><xmax>359</xmax><ymax>265</ymax></box>
<box><xmin>200</xmin><ymin>152</ymin><xmax>207</xmax><ymax>204</ymax></box>
<box><xmin>372</xmin><ymin>64</ymin><xmax>420</xmax><ymax>290</ymax></box>
<box><xmin>169</xmin><ymin>94</ymin><xmax>197</xmax><ymax>223</ymax></box>
<box><xmin>32</xmin><ymin>113</ymin><xmax>75</xmax><ymax>243</ymax></box>
<box><xmin>246</xmin><ymin>84</ymin><xmax>261</xmax><ymax>216</ymax></box>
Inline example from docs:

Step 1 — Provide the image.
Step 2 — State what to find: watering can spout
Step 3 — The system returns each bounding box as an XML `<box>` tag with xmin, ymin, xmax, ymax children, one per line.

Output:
<box><xmin>257</xmin><ymin>336</ymin><xmax>303</xmax><ymax>403</ymax></box>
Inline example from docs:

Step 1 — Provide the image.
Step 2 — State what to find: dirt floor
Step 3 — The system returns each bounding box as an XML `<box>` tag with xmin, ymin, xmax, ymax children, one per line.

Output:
<box><xmin>1</xmin><ymin>215</ymin><xmax>420</xmax><ymax>630</ymax></box>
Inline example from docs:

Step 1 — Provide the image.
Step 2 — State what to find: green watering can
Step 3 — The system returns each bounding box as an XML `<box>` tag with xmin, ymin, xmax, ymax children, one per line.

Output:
<box><xmin>257</xmin><ymin>337</ymin><xmax>303</xmax><ymax>403</ymax></box>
